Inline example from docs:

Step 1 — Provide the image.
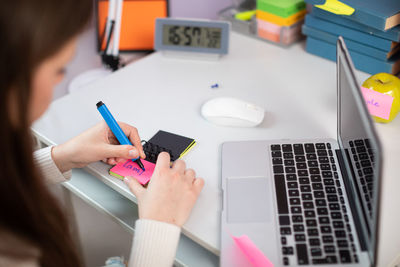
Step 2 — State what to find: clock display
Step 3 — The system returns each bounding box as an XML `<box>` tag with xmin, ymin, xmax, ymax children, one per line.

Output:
<box><xmin>162</xmin><ymin>25</ymin><xmax>222</xmax><ymax>49</ymax></box>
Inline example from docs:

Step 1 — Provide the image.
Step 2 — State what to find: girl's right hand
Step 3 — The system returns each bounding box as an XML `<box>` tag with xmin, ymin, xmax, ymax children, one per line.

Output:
<box><xmin>124</xmin><ymin>152</ymin><xmax>204</xmax><ymax>227</ymax></box>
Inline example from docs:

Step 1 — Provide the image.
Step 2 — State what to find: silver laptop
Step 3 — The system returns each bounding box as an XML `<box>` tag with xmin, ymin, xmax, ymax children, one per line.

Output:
<box><xmin>221</xmin><ymin>37</ymin><xmax>382</xmax><ymax>267</ymax></box>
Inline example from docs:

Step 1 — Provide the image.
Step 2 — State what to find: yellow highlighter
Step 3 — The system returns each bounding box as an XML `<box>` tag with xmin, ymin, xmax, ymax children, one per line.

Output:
<box><xmin>235</xmin><ymin>10</ymin><xmax>256</xmax><ymax>21</ymax></box>
<box><xmin>315</xmin><ymin>0</ymin><xmax>355</xmax><ymax>15</ymax></box>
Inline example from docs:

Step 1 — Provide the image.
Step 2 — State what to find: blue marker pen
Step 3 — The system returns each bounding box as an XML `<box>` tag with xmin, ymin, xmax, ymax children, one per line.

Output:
<box><xmin>96</xmin><ymin>101</ymin><xmax>145</xmax><ymax>171</ymax></box>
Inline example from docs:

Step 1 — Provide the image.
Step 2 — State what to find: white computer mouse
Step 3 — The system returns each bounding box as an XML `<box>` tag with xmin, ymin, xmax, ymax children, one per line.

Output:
<box><xmin>201</xmin><ymin>97</ymin><xmax>265</xmax><ymax>127</ymax></box>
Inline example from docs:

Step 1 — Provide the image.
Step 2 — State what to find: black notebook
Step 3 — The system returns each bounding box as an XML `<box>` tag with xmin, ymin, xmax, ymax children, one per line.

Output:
<box><xmin>142</xmin><ymin>130</ymin><xmax>196</xmax><ymax>163</ymax></box>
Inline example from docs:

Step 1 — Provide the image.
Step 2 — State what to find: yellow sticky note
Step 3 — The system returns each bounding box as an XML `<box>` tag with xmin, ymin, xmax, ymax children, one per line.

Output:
<box><xmin>315</xmin><ymin>0</ymin><xmax>355</xmax><ymax>15</ymax></box>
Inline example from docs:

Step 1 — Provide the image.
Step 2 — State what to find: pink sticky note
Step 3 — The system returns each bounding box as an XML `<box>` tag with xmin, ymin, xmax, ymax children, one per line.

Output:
<box><xmin>109</xmin><ymin>159</ymin><xmax>156</xmax><ymax>185</ymax></box>
<box><xmin>232</xmin><ymin>235</ymin><xmax>274</xmax><ymax>267</ymax></box>
<box><xmin>360</xmin><ymin>86</ymin><xmax>394</xmax><ymax>120</ymax></box>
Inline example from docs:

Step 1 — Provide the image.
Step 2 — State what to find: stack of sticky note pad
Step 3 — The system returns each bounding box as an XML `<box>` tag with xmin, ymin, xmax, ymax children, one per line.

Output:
<box><xmin>256</xmin><ymin>0</ymin><xmax>306</xmax><ymax>45</ymax></box>
<box><xmin>302</xmin><ymin>0</ymin><xmax>400</xmax><ymax>75</ymax></box>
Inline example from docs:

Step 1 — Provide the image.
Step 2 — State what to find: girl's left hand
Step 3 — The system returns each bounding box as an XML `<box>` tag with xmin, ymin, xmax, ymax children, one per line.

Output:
<box><xmin>51</xmin><ymin>122</ymin><xmax>145</xmax><ymax>173</ymax></box>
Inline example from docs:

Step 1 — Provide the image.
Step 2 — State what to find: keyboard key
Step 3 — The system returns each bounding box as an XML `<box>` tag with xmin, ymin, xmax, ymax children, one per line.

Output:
<box><xmin>282</xmin><ymin>144</ymin><xmax>292</xmax><ymax>152</ymax></box>
<box><xmin>329</xmin><ymin>203</ymin><xmax>340</xmax><ymax>210</ymax></box>
<box><xmin>271</xmin><ymin>144</ymin><xmax>281</xmax><ymax>151</ymax></box>
<box><xmin>325</xmin><ymin>186</ymin><xmax>336</xmax><ymax>194</ymax></box>
<box><xmin>281</xmin><ymin>236</ymin><xmax>287</xmax><ymax>245</ymax></box>
<box><xmin>312</xmin><ymin>183</ymin><xmax>323</xmax><ymax>190</ymax></box>
<box><xmin>317</xmin><ymin>208</ymin><xmax>328</xmax><ymax>215</ymax></box>
<box><xmin>295</xmin><ymin>234</ymin><xmax>306</xmax><ymax>242</ymax></box>
<box><xmin>316</xmin><ymin>143</ymin><xmax>326</xmax><ymax>149</ymax></box>
<box><xmin>361</xmin><ymin>160</ymin><xmax>371</xmax><ymax>167</ymax></box>
<box><xmin>309</xmin><ymin>168</ymin><xmax>320</xmax><ymax>175</ymax></box>
<box><xmin>322</xmin><ymin>171</ymin><xmax>333</xmax><ymax>178</ymax></box>
<box><xmin>335</xmin><ymin>230</ymin><xmax>346</xmax><ymax>238</ymax></box>
<box><xmin>323</xmin><ymin>179</ymin><xmax>334</xmax><ymax>186</ymax></box>
<box><xmin>305</xmin><ymin>143</ymin><xmax>315</xmax><ymax>153</ymax></box>
<box><xmin>327</xmin><ymin>143</ymin><xmax>331</xmax><ymax>149</ymax></box>
<box><xmin>299</xmin><ymin>177</ymin><xmax>310</xmax><ymax>184</ymax></box>
<box><xmin>316</xmin><ymin>199</ymin><xmax>327</xmax><ymax>206</ymax></box>
<box><xmin>284</xmin><ymin>159</ymin><xmax>294</xmax><ymax>166</ymax></box>
<box><xmin>317</xmin><ymin>150</ymin><xmax>328</xmax><ymax>156</ymax></box>
<box><xmin>286</xmin><ymin>174</ymin><xmax>297</xmax><ymax>181</ymax></box>
<box><xmin>322</xmin><ymin>235</ymin><xmax>334</xmax><ymax>243</ymax></box>
<box><xmin>319</xmin><ymin>157</ymin><xmax>329</xmax><ymax>163</ymax></box>
<box><xmin>331</xmin><ymin>212</ymin><xmax>342</xmax><ymax>219</ymax></box>
<box><xmin>282</xmin><ymin>246</ymin><xmax>294</xmax><ymax>255</ymax></box>
<box><xmin>279</xmin><ymin>215</ymin><xmax>290</xmax><ymax>225</ymax></box>
<box><xmin>283</xmin><ymin>153</ymin><xmax>294</xmax><ymax>159</ymax></box>
<box><xmin>280</xmin><ymin>227</ymin><xmax>291</xmax><ymax>235</ymax></box>
<box><xmin>337</xmin><ymin>240</ymin><xmax>348</xmax><ymax>247</ymax></box>
<box><xmin>273</xmin><ymin>158</ymin><xmax>283</xmax><ymax>165</ymax></box>
<box><xmin>294</xmin><ymin>224</ymin><xmax>305</xmax><ymax>232</ymax></box>
<box><xmin>324</xmin><ymin>245</ymin><xmax>335</xmax><ymax>254</ymax></box>
<box><xmin>328</xmin><ymin>150</ymin><xmax>333</xmax><ymax>156</ymax></box>
<box><xmin>305</xmin><ymin>210</ymin><xmax>316</xmax><ymax>218</ymax></box>
<box><xmin>321</xmin><ymin>226</ymin><xmax>332</xmax><ymax>233</ymax></box>
<box><xmin>273</xmin><ymin>165</ymin><xmax>284</xmax><ymax>174</ymax></box>
<box><xmin>288</xmin><ymin>182</ymin><xmax>298</xmax><ymax>189</ymax></box>
<box><xmin>311</xmin><ymin>175</ymin><xmax>322</xmax><ymax>182</ymax></box>
<box><xmin>296</xmin><ymin>244</ymin><xmax>309</xmax><ymax>265</ymax></box>
<box><xmin>300</xmin><ymin>185</ymin><xmax>311</xmax><ymax>192</ymax></box>
<box><xmin>359</xmin><ymin>153</ymin><xmax>368</xmax><ymax>160</ymax></box>
<box><xmin>363</xmin><ymin>167</ymin><xmax>373</xmax><ymax>175</ymax></box>
<box><xmin>290</xmin><ymin>198</ymin><xmax>301</xmax><ymax>205</ymax></box>
<box><xmin>356</xmin><ymin>146</ymin><xmax>366</xmax><ymax>153</ymax></box>
<box><xmin>310</xmin><ymin>247</ymin><xmax>322</xmax><ymax>257</ymax></box>
<box><xmin>298</xmin><ymin>170</ymin><xmax>308</xmax><ymax>176</ymax></box>
<box><xmin>314</xmin><ymin>191</ymin><xmax>325</xmax><ymax>198</ymax></box>
<box><xmin>272</xmin><ymin>151</ymin><xmax>282</xmax><ymax>157</ymax></box>
<box><xmin>296</xmin><ymin>162</ymin><xmax>307</xmax><ymax>169</ymax></box>
<box><xmin>312</xmin><ymin>256</ymin><xmax>337</xmax><ymax>264</ymax></box>
<box><xmin>308</xmin><ymin>160</ymin><xmax>318</xmax><ymax>167</ymax></box>
<box><xmin>306</xmin><ymin>154</ymin><xmax>317</xmax><ymax>160</ymax></box>
<box><xmin>308</xmin><ymin>228</ymin><xmax>319</xmax><ymax>236</ymax></box>
<box><xmin>302</xmin><ymin>193</ymin><xmax>312</xmax><ymax>201</ymax></box>
<box><xmin>289</xmin><ymin>190</ymin><xmax>299</xmax><ymax>197</ymax></box>
<box><xmin>294</xmin><ymin>144</ymin><xmax>304</xmax><ymax>155</ymax></box>
<box><xmin>274</xmin><ymin>175</ymin><xmax>289</xmax><ymax>214</ymax></box>
<box><xmin>309</xmin><ymin>238</ymin><xmax>320</xmax><ymax>246</ymax></box>
<box><xmin>291</xmin><ymin>206</ymin><xmax>302</xmax><ymax>214</ymax></box>
<box><xmin>295</xmin><ymin>155</ymin><xmax>306</xmax><ymax>162</ymax></box>
<box><xmin>354</xmin><ymin>140</ymin><xmax>364</xmax><ymax>146</ymax></box>
<box><xmin>283</xmin><ymin>257</ymin><xmax>289</xmax><ymax>266</ymax></box>
<box><xmin>285</xmin><ymin>167</ymin><xmax>296</xmax><ymax>173</ymax></box>
<box><xmin>339</xmin><ymin>250</ymin><xmax>352</xmax><ymax>263</ymax></box>
<box><xmin>292</xmin><ymin>215</ymin><xmax>303</xmax><ymax>223</ymax></box>
<box><xmin>333</xmin><ymin>221</ymin><xmax>344</xmax><ymax>228</ymax></box>
<box><xmin>327</xmin><ymin>195</ymin><xmax>338</xmax><ymax>202</ymax></box>
<box><xmin>303</xmin><ymin>201</ymin><xmax>314</xmax><ymax>209</ymax></box>
<box><xmin>306</xmin><ymin>219</ymin><xmax>317</xmax><ymax>227</ymax></box>
<box><xmin>319</xmin><ymin>217</ymin><xmax>330</xmax><ymax>224</ymax></box>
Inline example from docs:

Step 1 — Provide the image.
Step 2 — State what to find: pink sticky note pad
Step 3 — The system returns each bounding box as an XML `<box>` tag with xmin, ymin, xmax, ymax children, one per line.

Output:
<box><xmin>232</xmin><ymin>235</ymin><xmax>274</xmax><ymax>267</ymax></box>
<box><xmin>361</xmin><ymin>86</ymin><xmax>394</xmax><ymax>120</ymax></box>
<box><xmin>109</xmin><ymin>159</ymin><xmax>155</xmax><ymax>185</ymax></box>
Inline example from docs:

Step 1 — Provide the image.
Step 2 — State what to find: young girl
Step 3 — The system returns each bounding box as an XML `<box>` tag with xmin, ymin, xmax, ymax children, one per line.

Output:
<box><xmin>0</xmin><ymin>0</ymin><xmax>204</xmax><ymax>266</ymax></box>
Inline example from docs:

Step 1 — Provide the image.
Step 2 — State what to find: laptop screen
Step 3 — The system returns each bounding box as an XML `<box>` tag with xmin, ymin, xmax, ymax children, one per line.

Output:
<box><xmin>336</xmin><ymin>38</ymin><xmax>382</xmax><ymax>265</ymax></box>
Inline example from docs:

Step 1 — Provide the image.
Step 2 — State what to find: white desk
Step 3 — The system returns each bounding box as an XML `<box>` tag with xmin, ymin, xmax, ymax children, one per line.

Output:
<box><xmin>32</xmin><ymin>32</ymin><xmax>400</xmax><ymax>266</ymax></box>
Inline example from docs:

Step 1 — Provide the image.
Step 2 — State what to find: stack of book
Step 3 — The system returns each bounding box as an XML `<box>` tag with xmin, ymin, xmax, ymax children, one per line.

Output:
<box><xmin>302</xmin><ymin>0</ymin><xmax>400</xmax><ymax>75</ymax></box>
<box><xmin>256</xmin><ymin>0</ymin><xmax>306</xmax><ymax>45</ymax></box>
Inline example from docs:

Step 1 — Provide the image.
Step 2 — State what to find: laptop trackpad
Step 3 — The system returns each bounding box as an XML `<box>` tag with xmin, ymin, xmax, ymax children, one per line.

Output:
<box><xmin>227</xmin><ymin>177</ymin><xmax>272</xmax><ymax>223</ymax></box>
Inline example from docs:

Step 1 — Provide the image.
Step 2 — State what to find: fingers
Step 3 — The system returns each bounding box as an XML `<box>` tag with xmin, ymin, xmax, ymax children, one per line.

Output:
<box><xmin>154</xmin><ymin>152</ymin><xmax>171</xmax><ymax>171</ymax></box>
<box><xmin>103</xmin><ymin>144</ymin><xmax>139</xmax><ymax>160</ymax></box>
<box><xmin>172</xmin><ymin>160</ymin><xmax>186</xmax><ymax>174</ymax></box>
<box><xmin>192</xmin><ymin>178</ymin><xmax>205</xmax><ymax>195</ymax></box>
<box><xmin>124</xmin><ymin>176</ymin><xmax>145</xmax><ymax>198</ymax></box>
<box><xmin>184</xmin><ymin>168</ymin><xmax>196</xmax><ymax>183</ymax></box>
<box><xmin>119</xmin><ymin>122</ymin><xmax>146</xmax><ymax>159</ymax></box>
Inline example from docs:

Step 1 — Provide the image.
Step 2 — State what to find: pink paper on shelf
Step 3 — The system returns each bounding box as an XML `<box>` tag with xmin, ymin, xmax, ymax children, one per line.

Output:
<box><xmin>109</xmin><ymin>159</ymin><xmax>156</xmax><ymax>185</ymax></box>
<box><xmin>360</xmin><ymin>86</ymin><xmax>394</xmax><ymax>120</ymax></box>
<box><xmin>232</xmin><ymin>235</ymin><xmax>274</xmax><ymax>267</ymax></box>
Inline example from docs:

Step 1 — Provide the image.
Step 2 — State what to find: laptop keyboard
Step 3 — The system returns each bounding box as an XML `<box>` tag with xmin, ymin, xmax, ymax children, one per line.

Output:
<box><xmin>271</xmin><ymin>143</ymin><xmax>358</xmax><ymax>265</ymax></box>
<box><xmin>349</xmin><ymin>139</ymin><xmax>374</xmax><ymax>217</ymax></box>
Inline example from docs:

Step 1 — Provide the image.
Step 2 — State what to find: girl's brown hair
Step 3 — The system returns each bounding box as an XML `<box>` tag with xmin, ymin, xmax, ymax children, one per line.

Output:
<box><xmin>0</xmin><ymin>0</ymin><xmax>92</xmax><ymax>266</ymax></box>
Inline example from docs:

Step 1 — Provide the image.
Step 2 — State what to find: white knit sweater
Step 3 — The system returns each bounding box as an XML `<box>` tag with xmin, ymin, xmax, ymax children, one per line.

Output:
<box><xmin>0</xmin><ymin>146</ymin><xmax>181</xmax><ymax>267</ymax></box>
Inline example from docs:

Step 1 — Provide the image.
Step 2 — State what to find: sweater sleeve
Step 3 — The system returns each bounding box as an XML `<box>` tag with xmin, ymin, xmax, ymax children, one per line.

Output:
<box><xmin>33</xmin><ymin>146</ymin><xmax>72</xmax><ymax>184</ymax></box>
<box><xmin>129</xmin><ymin>219</ymin><xmax>181</xmax><ymax>267</ymax></box>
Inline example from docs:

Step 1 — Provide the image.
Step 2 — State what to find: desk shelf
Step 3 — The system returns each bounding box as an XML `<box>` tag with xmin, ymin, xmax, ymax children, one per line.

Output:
<box><xmin>65</xmin><ymin>169</ymin><xmax>219</xmax><ymax>267</ymax></box>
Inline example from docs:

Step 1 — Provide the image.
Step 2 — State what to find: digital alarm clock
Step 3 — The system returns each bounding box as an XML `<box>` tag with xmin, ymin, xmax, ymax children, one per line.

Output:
<box><xmin>154</xmin><ymin>18</ymin><xmax>230</xmax><ymax>57</ymax></box>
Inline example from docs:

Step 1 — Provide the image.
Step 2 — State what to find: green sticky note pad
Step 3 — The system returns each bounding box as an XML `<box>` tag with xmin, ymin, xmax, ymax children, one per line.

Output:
<box><xmin>257</xmin><ymin>0</ymin><xmax>306</xmax><ymax>18</ymax></box>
